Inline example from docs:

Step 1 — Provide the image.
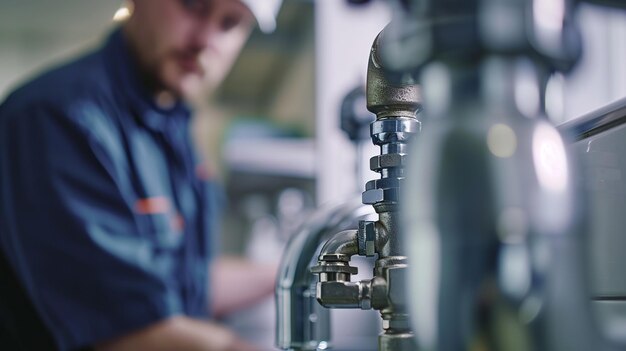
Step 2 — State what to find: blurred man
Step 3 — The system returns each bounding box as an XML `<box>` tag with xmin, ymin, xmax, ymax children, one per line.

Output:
<box><xmin>0</xmin><ymin>0</ymin><xmax>280</xmax><ymax>350</ymax></box>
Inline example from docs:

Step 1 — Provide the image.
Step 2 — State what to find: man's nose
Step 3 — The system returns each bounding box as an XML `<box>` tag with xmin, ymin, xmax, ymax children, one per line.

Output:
<box><xmin>190</xmin><ymin>16</ymin><xmax>223</xmax><ymax>53</ymax></box>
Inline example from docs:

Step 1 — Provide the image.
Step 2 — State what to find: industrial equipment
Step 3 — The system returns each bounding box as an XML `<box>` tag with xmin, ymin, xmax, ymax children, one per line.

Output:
<box><xmin>277</xmin><ymin>0</ymin><xmax>626</xmax><ymax>350</ymax></box>
<box><xmin>309</xmin><ymin>34</ymin><xmax>420</xmax><ymax>350</ymax></box>
<box><xmin>398</xmin><ymin>0</ymin><xmax>626</xmax><ymax>350</ymax></box>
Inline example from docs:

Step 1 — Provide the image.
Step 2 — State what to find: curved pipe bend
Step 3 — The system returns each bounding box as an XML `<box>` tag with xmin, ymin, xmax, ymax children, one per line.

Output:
<box><xmin>318</xmin><ymin>230</ymin><xmax>359</xmax><ymax>259</ymax></box>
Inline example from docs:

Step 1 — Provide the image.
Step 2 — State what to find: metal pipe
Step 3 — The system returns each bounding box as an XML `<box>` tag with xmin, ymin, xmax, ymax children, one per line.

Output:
<box><xmin>317</xmin><ymin>230</ymin><xmax>359</xmax><ymax>259</ymax></box>
<box><xmin>583</xmin><ymin>0</ymin><xmax>626</xmax><ymax>8</ymax></box>
<box><xmin>309</xmin><ymin>30</ymin><xmax>421</xmax><ymax>351</ymax></box>
<box><xmin>275</xmin><ymin>198</ymin><xmax>375</xmax><ymax>350</ymax></box>
<box><xmin>558</xmin><ymin>96</ymin><xmax>626</xmax><ymax>141</ymax></box>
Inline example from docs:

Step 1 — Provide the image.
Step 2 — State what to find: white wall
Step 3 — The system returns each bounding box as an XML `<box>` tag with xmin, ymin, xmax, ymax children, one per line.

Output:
<box><xmin>314</xmin><ymin>0</ymin><xmax>390</xmax><ymax>205</ymax></box>
<box><xmin>561</xmin><ymin>4</ymin><xmax>626</xmax><ymax>121</ymax></box>
<box><xmin>0</xmin><ymin>1</ymin><xmax>119</xmax><ymax>99</ymax></box>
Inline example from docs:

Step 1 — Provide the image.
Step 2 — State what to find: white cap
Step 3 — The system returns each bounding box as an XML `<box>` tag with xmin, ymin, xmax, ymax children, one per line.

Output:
<box><xmin>242</xmin><ymin>0</ymin><xmax>283</xmax><ymax>33</ymax></box>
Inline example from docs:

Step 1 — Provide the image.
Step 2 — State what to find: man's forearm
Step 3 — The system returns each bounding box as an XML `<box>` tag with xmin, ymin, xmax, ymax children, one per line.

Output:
<box><xmin>95</xmin><ymin>316</ymin><xmax>255</xmax><ymax>351</ymax></box>
<box><xmin>210</xmin><ymin>256</ymin><xmax>278</xmax><ymax>318</ymax></box>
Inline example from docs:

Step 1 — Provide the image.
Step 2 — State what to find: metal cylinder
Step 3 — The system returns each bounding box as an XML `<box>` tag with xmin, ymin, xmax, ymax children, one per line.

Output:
<box><xmin>402</xmin><ymin>57</ymin><xmax>603</xmax><ymax>351</ymax></box>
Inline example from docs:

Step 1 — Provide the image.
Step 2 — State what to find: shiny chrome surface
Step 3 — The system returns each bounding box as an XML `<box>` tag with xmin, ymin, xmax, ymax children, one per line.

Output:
<box><xmin>275</xmin><ymin>198</ymin><xmax>375</xmax><ymax>350</ymax></box>
<box><xmin>565</xmin><ymin>100</ymin><xmax>626</xmax><ymax>345</ymax></box>
<box><xmin>558</xmin><ymin>97</ymin><xmax>626</xmax><ymax>141</ymax></box>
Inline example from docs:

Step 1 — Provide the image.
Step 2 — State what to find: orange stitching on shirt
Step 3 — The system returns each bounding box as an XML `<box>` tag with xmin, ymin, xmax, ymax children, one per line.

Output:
<box><xmin>134</xmin><ymin>196</ymin><xmax>171</xmax><ymax>214</ymax></box>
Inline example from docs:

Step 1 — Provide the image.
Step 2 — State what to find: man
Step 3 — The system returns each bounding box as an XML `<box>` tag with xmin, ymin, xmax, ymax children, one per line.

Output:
<box><xmin>0</xmin><ymin>0</ymin><xmax>281</xmax><ymax>350</ymax></box>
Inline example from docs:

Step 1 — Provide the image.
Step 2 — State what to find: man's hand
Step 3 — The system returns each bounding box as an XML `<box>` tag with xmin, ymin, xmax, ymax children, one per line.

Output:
<box><xmin>95</xmin><ymin>316</ymin><xmax>258</xmax><ymax>351</ymax></box>
<box><xmin>210</xmin><ymin>256</ymin><xmax>278</xmax><ymax>318</ymax></box>
<box><xmin>96</xmin><ymin>256</ymin><xmax>277</xmax><ymax>351</ymax></box>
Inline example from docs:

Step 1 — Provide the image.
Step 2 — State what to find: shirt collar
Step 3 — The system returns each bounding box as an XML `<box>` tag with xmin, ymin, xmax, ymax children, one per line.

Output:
<box><xmin>102</xmin><ymin>28</ymin><xmax>191</xmax><ymax>133</ymax></box>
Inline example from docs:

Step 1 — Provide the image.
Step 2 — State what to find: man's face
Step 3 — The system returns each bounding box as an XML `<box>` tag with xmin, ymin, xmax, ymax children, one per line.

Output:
<box><xmin>126</xmin><ymin>0</ymin><xmax>255</xmax><ymax>98</ymax></box>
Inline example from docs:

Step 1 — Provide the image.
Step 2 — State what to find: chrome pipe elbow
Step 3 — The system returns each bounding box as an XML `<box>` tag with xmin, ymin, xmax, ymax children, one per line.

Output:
<box><xmin>275</xmin><ymin>199</ymin><xmax>375</xmax><ymax>350</ymax></box>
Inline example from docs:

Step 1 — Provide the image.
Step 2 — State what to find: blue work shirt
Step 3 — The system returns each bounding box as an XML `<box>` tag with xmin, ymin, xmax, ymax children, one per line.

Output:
<box><xmin>0</xmin><ymin>29</ymin><xmax>221</xmax><ymax>350</ymax></box>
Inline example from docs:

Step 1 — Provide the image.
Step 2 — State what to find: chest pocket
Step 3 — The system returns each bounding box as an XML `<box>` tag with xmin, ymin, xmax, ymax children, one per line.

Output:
<box><xmin>128</xmin><ymin>129</ymin><xmax>185</xmax><ymax>251</ymax></box>
<box><xmin>134</xmin><ymin>197</ymin><xmax>184</xmax><ymax>251</ymax></box>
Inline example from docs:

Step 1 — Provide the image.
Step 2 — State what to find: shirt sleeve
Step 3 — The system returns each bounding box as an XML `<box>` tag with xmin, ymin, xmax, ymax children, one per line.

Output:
<box><xmin>0</xmin><ymin>99</ymin><xmax>183</xmax><ymax>350</ymax></box>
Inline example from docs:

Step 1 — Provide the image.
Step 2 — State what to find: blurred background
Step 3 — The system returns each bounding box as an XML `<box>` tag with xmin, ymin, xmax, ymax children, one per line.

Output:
<box><xmin>1</xmin><ymin>0</ymin><xmax>626</xmax><ymax>349</ymax></box>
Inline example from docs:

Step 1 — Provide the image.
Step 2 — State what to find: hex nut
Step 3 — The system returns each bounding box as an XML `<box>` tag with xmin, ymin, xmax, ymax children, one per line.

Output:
<box><xmin>362</xmin><ymin>189</ymin><xmax>385</xmax><ymax>204</ymax></box>
<box><xmin>358</xmin><ymin>220</ymin><xmax>377</xmax><ymax>257</ymax></box>
<box><xmin>362</xmin><ymin>188</ymin><xmax>399</xmax><ymax>204</ymax></box>
<box><xmin>370</xmin><ymin>153</ymin><xmax>405</xmax><ymax>171</ymax></box>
